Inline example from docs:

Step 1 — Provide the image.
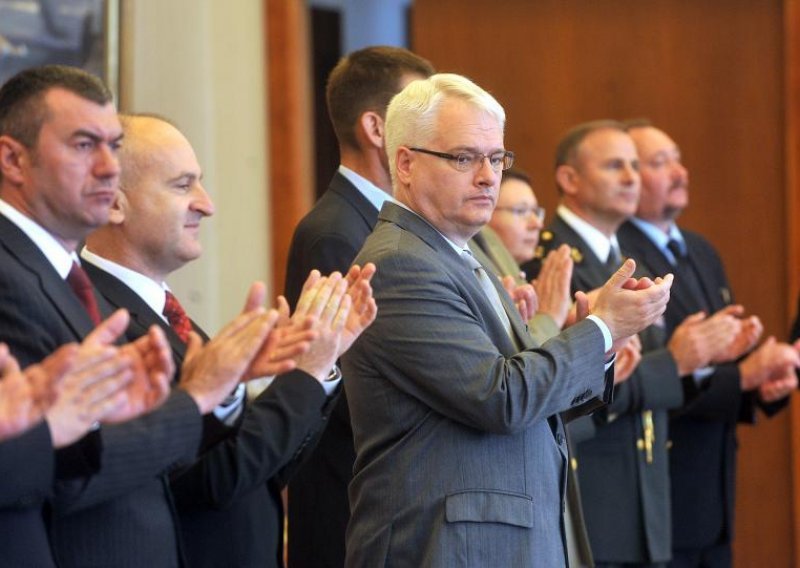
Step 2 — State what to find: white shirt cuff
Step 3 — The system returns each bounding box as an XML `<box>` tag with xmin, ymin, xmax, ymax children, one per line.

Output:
<box><xmin>322</xmin><ymin>365</ymin><xmax>342</xmax><ymax>396</ymax></box>
<box><xmin>213</xmin><ymin>383</ymin><xmax>246</xmax><ymax>425</ymax></box>
<box><xmin>585</xmin><ymin>314</ymin><xmax>613</xmax><ymax>352</ymax></box>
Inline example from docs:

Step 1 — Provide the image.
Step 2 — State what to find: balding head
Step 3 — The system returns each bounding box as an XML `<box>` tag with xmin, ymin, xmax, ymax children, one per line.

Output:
<box><xmin>86</xmin><ymin>114</ymin><xmax>214</xmax><ymax>282</ymax></box>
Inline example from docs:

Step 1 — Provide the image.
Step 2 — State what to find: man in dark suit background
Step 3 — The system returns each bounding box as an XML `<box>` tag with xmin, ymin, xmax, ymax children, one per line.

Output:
<box><xmin>619</xmin><ymin>121</ymin><xmax>799</xmax><ymax>568</ymax></box>
<box><xmin>82</xmin><ymin>113</ymin><xmax>376</xmax><ymax>567</ymax></box>
<box><xmin>284</xmin><ymin>45</ymin><xmax>434</xmax><ymax>567</ymax></box>
<box><xmin>529</xmin><ymin>120</ymin><xmax>752</xmax><ymax>567</ymax></box>
<box><xmin>0</xmin><ymin>65</ymin><xmax>284</xmax><ymax>567</ymax></box>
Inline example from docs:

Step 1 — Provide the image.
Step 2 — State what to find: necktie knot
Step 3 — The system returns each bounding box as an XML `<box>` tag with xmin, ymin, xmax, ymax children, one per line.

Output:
<box><xmin>666</xmin><ymin>239</ymin><xmax>685</xmax><ymax>262</ymax></box>
<box><xmin>605</xmin><ymin>244</ymin><xmax>621</xmax><ymax>269</ymax></box>
<box><xmin>163</xmin><ymin>291</ymin><xmax>192</xmax><ymax>343</ymax></box>
<box><xmin>67</xmin><ymin>262</ymin><xmax>101</xmax><ymax>325</ymax></box>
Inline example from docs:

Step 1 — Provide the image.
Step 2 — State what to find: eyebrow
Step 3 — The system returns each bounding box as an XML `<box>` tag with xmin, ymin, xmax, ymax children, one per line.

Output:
<box><xmin>71</xmin><ymin>129</ymin><xmax>124</xmax><ymax>144</ymax></box>
<box><xmin>167</xmin><ymin>172</ymin><xmax>202</xmax><ymax>184</ymax></box>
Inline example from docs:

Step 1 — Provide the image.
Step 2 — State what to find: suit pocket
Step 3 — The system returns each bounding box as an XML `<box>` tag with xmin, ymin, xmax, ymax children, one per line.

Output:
<box><xmin>445</xmin><ymin>489</ymin><xmax>533</xmax><ymax>528</ymax></box>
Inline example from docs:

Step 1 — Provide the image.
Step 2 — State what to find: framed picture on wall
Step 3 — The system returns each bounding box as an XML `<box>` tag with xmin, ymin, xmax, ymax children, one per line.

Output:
<box><xmin>0</xmin><ymin>0</ymin><xmax>119</xmax><ymax>93</ymax></box>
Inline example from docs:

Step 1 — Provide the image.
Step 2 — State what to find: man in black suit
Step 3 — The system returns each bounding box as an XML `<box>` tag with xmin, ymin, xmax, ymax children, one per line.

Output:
<box><xmin>83</xmin><ymin>113</ymin><xmax>376</xmax><ymax>567</ymax></box>
<box><xmin>526</xmin><ymin>120</ymin><xmax>755</xmax><ymax>567</ymax></box>
<box><xmin>284</xmin><ymin>45</ymin><xmax>434</xmax><ymax>567</ymax></box>
<box><xmin>0</xmin><ymin>65</ymin><xmax>284</xmax><ymax>567</ymax></box>
<box><xmin>619</xmin><ymin>121</ymin><xmax>799</xmax><ymax>567</ymax></box>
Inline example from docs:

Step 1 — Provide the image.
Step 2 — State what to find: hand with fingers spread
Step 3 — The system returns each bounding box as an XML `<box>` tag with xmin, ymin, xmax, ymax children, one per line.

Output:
<box><xmin>292</xmin><ymin>271</ymin><xmax>353</xmax><ymax>382</ymax></box>
<box><xmin>532</xmin><ymin>244</ymin><xmax>574</xmax><ymax>328</ymax></box>
<box><xmin>180</xmin><ymin>309</ymin><xmax>279</xmax><ymax>414</ymax></box>
<box><xmin>707</xmin><ymin>305</ymin><xmax>763</xmax><ymax>364</ymax></box>
<box><xmin>738</xmin><ymin>336</ymin><xmax>800</xmax><ymax>392</ymax></box>
<box><xmin>583</xmin><ymin>259</ymin><xmax>673</xmax><ymax>352</ymax></box>
<box><xmin>79</xmin><ymin>309</ymin><xmax>175</xmax><ymax>424</ymax></box>
<box><xmin>338</xmin><ymin>263</ymin><xmax>378</xmax><ymax>357</ymax></box>
<box><xmin>239</xmin><ymin>280</ymin><xmax>318</xmax><ymax>380</ymax></box>
<box><xmin>0</xmin><ymin>343</ymin><xmax>72</xmax><ymax>442</ymax></box>
<box><xmin>44</xmin><ymin>343</ymin><xmax>135</xmax><ymax>448</ymax></box>
<box><xmin>501</xmin><ymin>276</ymin><xmax>537</xmax><ymax>323</ymax></box>
<box><xmin>613</xmin><ymin>334</ymin><xmax>642</xmax><ymax>385</ymax></box>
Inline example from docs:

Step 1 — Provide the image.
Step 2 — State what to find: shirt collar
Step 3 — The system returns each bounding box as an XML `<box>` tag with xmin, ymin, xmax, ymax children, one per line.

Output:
<box><xmin>0</xmin><ymin>197</ymin><xmax>76</xmax><ymax>278</ymax></box>
<box><xmin>557</xmin><ymin>204</ymin><xmax>620</xmax><ymax>262</ymax></box>
<box><xmin>629</xmin><ymin>216</ymin><xmax>686</xmax><ymax>263</ymax></box>
<box><xmin>80</xmin><ymin>246</ymin><xmax>171</xmax><ymax>320</ymax></box>
<box><xmin>338</xmin><ymin>165</ymin><xmax>396</xmax><ymax>212</ymax></box>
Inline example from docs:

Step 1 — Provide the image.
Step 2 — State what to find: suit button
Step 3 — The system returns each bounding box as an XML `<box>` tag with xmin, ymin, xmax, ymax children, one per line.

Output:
<box><xmin>556</xmin><ymin>433</ymin><xmax>565</xmax><ymax>445</ymax></box>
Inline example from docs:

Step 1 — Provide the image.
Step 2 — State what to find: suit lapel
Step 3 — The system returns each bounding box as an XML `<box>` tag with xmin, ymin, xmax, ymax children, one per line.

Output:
<box><xmin>380</xmin><ymin>203</ymin><xmax>529</xmax><ymax>353</ymax></box>
<box><xmin>329</xmin><ymin>171</ymin><xmax>381</xmax><ymax>231</ymax></box>
<box><xmin>618</xmin><ymin>221</ymin><xmax>698</xmax><ymax>318</ymax></box>
<box><xmin>84</xmin><ymin>263</ymin><xmax>194</xmax><ymax>367</ymax></box>
<box><xmin>547</xmin><ymin>216</ymin><xmax>610</xmax><ymax>292</ymax></box>
<box><xmin>0</xmin><ymin>216</ymin><xmax>97</xmax><ymax>339</ymax></box>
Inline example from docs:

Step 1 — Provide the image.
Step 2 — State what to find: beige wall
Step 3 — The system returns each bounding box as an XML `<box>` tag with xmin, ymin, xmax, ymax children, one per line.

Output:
<box><xmin>119</xmin><ymin>0</ymin><xmax>270</xmax><ymax>333</ymax></box>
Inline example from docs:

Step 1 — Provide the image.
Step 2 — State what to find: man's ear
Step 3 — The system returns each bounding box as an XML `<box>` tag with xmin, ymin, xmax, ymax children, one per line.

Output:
<box><xmin>0</xmin><ymin>135</ymin><xmax>29</xmax><ymax>185</ymax></box>
<box><xmin>358</xmin><ymin>111</ymin><xmax>385</xmax><ymax>150</ymax></box>
<box><xmin>555</xmin><ymin>164</ymin><xmax>579</xmax><ymax>196</ymax></box>
<box><xmin>395</xmin><ymin>146</ymin><xmax>413</xmax><ymax>185</ymax></box>
<box><xmin>107</xmin><ymin>189</ymin><xmax>128</xmax><ymax>225</ymax></box>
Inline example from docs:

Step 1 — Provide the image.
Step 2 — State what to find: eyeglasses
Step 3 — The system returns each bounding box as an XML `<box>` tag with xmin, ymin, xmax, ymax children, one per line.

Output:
<box><xmin>409</xmin><ymin>147</ymin><xmax>515</xmax><ymax>172</ymax></box>
<box><xmin>494</xmin><ymin>205</ymin><xmax>546</xmax><ymax>222</ymax></box>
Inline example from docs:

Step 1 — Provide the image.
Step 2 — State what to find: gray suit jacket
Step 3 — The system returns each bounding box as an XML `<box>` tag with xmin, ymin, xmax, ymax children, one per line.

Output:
<box><xmin>343</xmin><ymin>203</ymin><xmax>611</xmax><ymax>567</ymax></box>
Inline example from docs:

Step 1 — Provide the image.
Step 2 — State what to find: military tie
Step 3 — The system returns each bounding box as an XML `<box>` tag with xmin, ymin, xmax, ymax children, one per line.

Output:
<box><xmin>605</xmin><ymin>244</ymin><xmax>621</xmax><ymax>271</ymax></box>
<box><xmin>667</xmin><ymin>239</ymin><xmax>709</xmax><ymax>312</ymax></box>
<box><xmin>67</xmin><ymin>261</ymin><xmax>101</xmax><ymax>325</ymax></box>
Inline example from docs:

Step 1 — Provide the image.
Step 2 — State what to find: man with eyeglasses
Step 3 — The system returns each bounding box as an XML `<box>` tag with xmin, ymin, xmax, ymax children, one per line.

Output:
<box><xmin>342</xmin><ymin>74</ymin><xmax>674</xmax><ymax>567</ymax></box>
<box><xmin>523</xmin><ymin>120</ymin><xmax>767</xmax><ymax>568</ymax></box>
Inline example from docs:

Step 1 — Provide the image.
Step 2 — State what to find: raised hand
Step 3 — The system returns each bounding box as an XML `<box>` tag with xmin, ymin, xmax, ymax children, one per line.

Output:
<box><xmin>667</xmin><ymin>310</ymin><xmax>740</xmax><ymax>376</ymax></box>
<box><xmin>501</xmin><ymin>276</ymin><xmax>537</xmax><ymax>323</ymax></box>
<box><xmin>708</xmin><ymin>305</ymin><xmax>763</xmax><ymax>363</ymax></box>
<box><xmin>532</xmin><ymin>244</ymin><xmax>574</xmax><ymax>328</ymax></box>
<box><xmin>44</xmin><ymin>343</ymin><xmax>134</xmax><ymax>448</ymax></box>
<box><xmin>0</xmin><ymin>343</ymin><xmax>72</xmax><ymax>442</ymax></box>
<box><xmin>180</xmin><ymin>308</ymin><xmax>279</xmax><ymax>414</ymax></box>
<box><xmin>588</xmin><ymin>259</ymin><xmax>673</xmax><ymax>351</ymax></box>
<box><xmin>739</xmin><ymin>336</ymin><xmax>800</xmax><ymax>392</ymax></box>
<box><xmin>103</xmin><ymin>325</ymin><xmax>174</xmax><ymax>423</ymax></box>
<box><xmin>338</xmin><ymin>263</ymin><xmax>378</xmax><ymax>357</ymax></box>
<box><xmin>291</xmin><ymin>272</ymin><xmax>352</xmax><ymax>382</ymax></box>
<box><xmin>242</xmin><ymin>280</ymin><xmax>317</xmax><ymax>380</ymax></box>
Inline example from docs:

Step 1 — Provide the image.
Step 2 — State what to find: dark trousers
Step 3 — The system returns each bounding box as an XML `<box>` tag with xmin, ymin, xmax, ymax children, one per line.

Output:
<box><xmin>669</xmin><ymin>542</ymin><xmax>731</xmax><ymax>568</ymax></box>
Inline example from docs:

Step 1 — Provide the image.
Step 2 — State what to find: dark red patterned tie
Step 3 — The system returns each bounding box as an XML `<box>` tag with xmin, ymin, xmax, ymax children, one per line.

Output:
<box><xmin>163</xmin><ymin>291</ymin><xmax>192</xmax><ymax>343</ymax></box>
<box><xmin>67</xmin><ymin>262</ymin><xmax>101</xmax><ymax>325</ymax></box>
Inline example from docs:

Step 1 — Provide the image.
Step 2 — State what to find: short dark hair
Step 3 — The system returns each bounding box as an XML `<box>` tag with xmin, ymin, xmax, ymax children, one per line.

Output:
<box><xmin>326</xmin><ymin>46</ymin><xmax>434</xmax><ymax>150</ymax></box>
<box><xmin>501</xmin><ymin>167</ymin><xmax>532</xmax><ymax>187</ymax></box>
<box><xmin>554</xmin><ymin>119</ymin><xmax>627</xmax><ymax>170</ymax></box>
<box><xmin>0</xmin><ymin>64</ymin><xmax>113</xmax><ymax>149</ymax></box>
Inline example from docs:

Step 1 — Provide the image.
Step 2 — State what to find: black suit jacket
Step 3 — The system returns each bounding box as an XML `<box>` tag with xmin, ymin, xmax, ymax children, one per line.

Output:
<box><xmin>0</xmin><ymin>215</ymin><xmax>107</xmax><ymax>568</ymax></box>
<box><xmin>0</xmin><ymin>213</ymin><xmax>204</xmax><ymax>568</ymax></box>
<box><xmin>618</xmin><ymin>220</ymin><xmax>787</xmax><ymax>551</ymax></box>
<box><xmin>538</xmin><ymin>215</ymin><xmax>683</xmax><ymax>563</ymax></box>
<box><xmin>284</xmin><ymin>171</ymin><xmax>379</xmax><ymax>567</ymax></box>
<box><xmin>86</xmin><ymin>261</ymin><xmax>337</xmax><ymax>568</ymax></box>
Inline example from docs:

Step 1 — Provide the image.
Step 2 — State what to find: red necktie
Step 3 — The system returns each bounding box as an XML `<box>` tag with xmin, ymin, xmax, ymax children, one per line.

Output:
<box><xmin>163</xmin><ymin>291</ymin><xmax>192</xmax><ymax>343</ymax></box>
<box><xmin>67</xmin><ymin>262</ymin><xmax>101</xmax><ymax>325</ymax></box>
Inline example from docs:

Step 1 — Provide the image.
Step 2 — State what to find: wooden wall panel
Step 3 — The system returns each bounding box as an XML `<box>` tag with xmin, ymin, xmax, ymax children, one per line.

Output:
<box><xmin>413</xmin><ymin>1</ymin><xmax>793</xmax><ymax>565</ymax></box>
<box><xmin>266</xmin><ymin>0</ymin><xmax>314</xmax><ymax>297</ymax></box>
